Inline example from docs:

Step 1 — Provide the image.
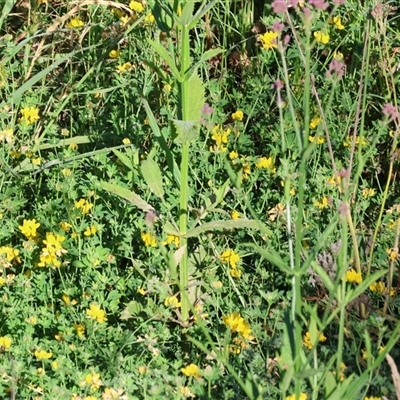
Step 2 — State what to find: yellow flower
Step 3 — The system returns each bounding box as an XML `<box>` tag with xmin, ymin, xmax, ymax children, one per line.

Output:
<box><xmin>362</xmin><ymin>188</ymin><xmax>375</xmax><ymax>198</ymax></box>
<box><xmin>34</xmin><ymin>349</ymin><xmax>53</xmax><ymax>359</ymax></box>
<box><xmin>0</xmin><ymin>336</ymin><xmax>12</xmax><ymax>349</ymax></box>
<box><xmin>333</xmin><ymin>51</ymin><xmax>344</xmax><ymax>60</ymax></box>
<box><xmin>223</xmin><ymin>312</ymin><xmax>253</xmax><ymax>339</ymax></box>
<box><xmin>314</xmin><ymin>31</ymin><xmax>330</xmax><ymax>44</ymax></box>
<box><xmin>314</xmin><ymin>196</ymin><xmax>329</xmax><ymax>209</ymax></box>
<box><xmin>386</xmin><ymin>248</ymin><xmax>399</xmax><ymax>262</ymax></box>
<box><xmin>69</xmin><ymin>143</ymin><xmax>78</xmax><ymax>151</ymax></box>
<box><xmin>86</xmin><ymin>303</ymin><xmax>107</xmax><ymax>323</ymax></box>
<box><xmin>59</xmin><ymin>221</ymin><xmax>72</xmax><ymax>232</ymax></box>
<box><xmin>286</xmin><ymin>393</ymin><xmax>307</xmax><ymax>400</ymax></box>
<box><xmin>75</xmin><ymin>199</ymin><xmax>94</xmax><ymax>214</ymax></box>
<box><xmin>73</xmin><ymin>323</ymin><xmax>86</xmax><ymax>337</ymax></box>
<box><xmin>66</xmin><ymin>17</ymin><xmax>84</xmax><ymax>29</ymax></box>
<box><xmin>220</xmin><ymin>249</ymin><xmax>240</xmax><ymax>269</ymax></box>
<box><xmin>0</xmin><ymin>246</ymin><xmax>21</xmax><ymax>264</ymax></box>
<box><xmin>308</xmin><ymin>135</ymin><xmax>325</xmax><ymax>144</ymax></box>
<box><xmin>229</xmin><ymin>151</ymin><xmax>239</xmax><ymax>160</ymax></box>
<box><xmin>211</xmin><ymin>125</ymin><xmax>231</xmax><ymax>153</ymax></box>
<box><xmin>84</xmin><ymin>225</ymin><xmax>97</xmax><ymax>236</ymax></box>
<box><xmin>163</xmin><ymin>234</ymin><xmax>180</xmax><ymax>247</ymax></box>
<box><xmin>212</xmin><ymin>281</ymin><xmax>223</xmax><ymax>289</ymax></box>
<box><xmin>259</xmin><ymin>31</ymin><xmax>278</xmax><ymax>50</ymax></box>
<box><xmin>344</xmin><ymin>268</ymin><xmax>362</xmax><ymax>283</ymax></box>
<box><xmin>109</xmin><ymin>49</ymin><xmax>121</xmax><ymax>59</ymax></box>
<box><xmin>242</xmin><ymin>163</ymin><xmax>251</xmax><ymax>178</ymax></box>
<box><xmin>230</xmin><ymin>266</ymin><xmax>242</xmax><ymax>278</ymax></box>
<box><xmin>82</xmin><ymin>372</ymin><xmax>103</xmax><ymax>391</ymax></box>
<box><xmin>231</xmin><ymin>210</ymin><xmax>240</xmax><ymax>220</ymax></box>
<box><xmin>51</xmin><ymin>361</ymin><xmax>59</xmax><ymax>370</ymax></box>
<box><xmin>20</xmin><ymin>106</ymin><xmax>40</xmax><ymax>125</ymax></box>
<box><xmin>332</xmin><ymin>16</ymin><xmax>345</xmax><ymax>30</ymax></box>
<box><xmin>309</xmin><ymin>116</ymin><xmax>321</xmax><ymax>129</ymax></box>
<box><xmin>129</xmin><ymin>0</ymin><xmax>144</xmax><ymax>12</ymax></box>
<box><xmin>138</xmin><ymin>287</ymin><xmax>147</xmax><ymax>295</ymax></box>
<box><xmin>302</xmin><ymin>331</ymin><xmax>326</xmax><ymax>350</ymax></box>
<box><xmin>116</xmin><ymin>62</ymin><xmax>132</xmax><ymax>72</ymax></box>
<box><xmin>181</xmin><ymin>363</ymin><xmax>200</xmax><ymax>379</ymax></box>
<box><xmin>144</xmin><ymin>13</ymin><xmax>155</xmax><ymax>24</ymax></box>
<box><xmin>19</xmin><ymin>218</ymin><xmax>40</xmax><ymax>240</ymax></box>
<box><xmin>364</xmin><ymin>397</ymin><xmax>382</xmax><ymax>400</ymax></box>
<box><xmin>343</xmin><ymin>136</ymin><xmax>367</xmax><ymax>147</ymax></box>
<box><xmin>122</xmin><ymin>138</ymin><xmax>131</xmax><ymax>145</ymax></box>
<box><xmin>256</xmin><ymin>156</ymin><xmax>274</xmax><ymax>170</ymax></box>
<box><xmin>232</xmin><ymin>110</ymin><xmax>244</xmax><ymax>121</ymax></box>
<box><xmin>369</xmin><ymin>281</ymin><xmax>385</xmax><ymax>294</ymax></box>
<box><xmin>103</xmin><ymin>388</ymin><xmax>126</xmax><ymax>400</ymax></box>
<box><xmin>164</xmin><ymin>296</ymin><xmax>181</xmax><ymax>308</ymax></box>
<box><xmin>141</xmin><ymin>232</ymin><xmax>157</xmax><ymax>247</ymax></box>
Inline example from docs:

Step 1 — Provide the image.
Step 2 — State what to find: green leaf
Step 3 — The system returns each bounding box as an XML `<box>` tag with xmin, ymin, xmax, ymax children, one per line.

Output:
<box><xmin>179</xmin><ymin>1</ymin><xmax>194</xmax><ymax>25</ymax></box>
<box><xmin>99</xmin><ymin>181</ymin><xmax>154</xmax><ymax>212</ymax></box>
<box><xmin>173</xmin><ymin>120</ymin><xmax>199</xmax><ymax>144</ymax></box>
<box><xmin>186</xmin><ymin>71</ymin><xmax>205</xmax><ymax>122</ymax></box>
<box><xmin>201</xmin><ymin>48</ymin><xmax>225</xmax><ymax>63</ymax></box>
<box><xmin>0</xmin><ymin>0</ymin><xmax>16</xmax><ymax>31</ymax></box>
<box><xmin>140</xmin><ymin>158</ymin><xmax>164</xmax><ymax>199</ymax></box>
<box><xmin>310</xmin><ymin>261</ymin><xmax>335</xmax><ymax>293</ymax></box>
<box><xmin>187</xmin><ymin>0</ymin><xmax>218</xmax><ymax>30</ymax></box>
<box><xmin>120</xmin><ymin>301</ymin><xmax>143</xmax><ymax>320</ymax></box>
<box><xmin>141</xmin><ymin>96</ymin><xmax>181</xmax><ymax>187</ymax></box>
<box><xmin>184</xmin><ymin>218</ymin><xmax>262</xmax><ymax>238</ymax></box>
<box><xmin>112</xmin><ymin>149</ymin><xmax>136</xmax><ymax>171</ymax></box>
<box><xmin>148</xmin><ymin>39</ymin><xmax>182</xmax><ymax>82</ymax></box>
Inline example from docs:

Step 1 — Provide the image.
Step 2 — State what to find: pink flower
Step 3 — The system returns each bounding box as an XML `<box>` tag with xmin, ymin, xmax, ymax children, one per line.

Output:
<box><xmin>201</xmin><ymin>103</ymin><xmax>214</xmax><ymax>115</ymax></box>
<box><xmin>326</xmin><ymin>59</ymin><xmax>345</xmax><ymax>79</ymax></box>
<box><xmin>271</xmin><ymin>0</ymin><xmax>288</xmax><ymax>14</ymax></box>
<box><xmin>271</xmin><ymin>21</ymin><xmax>285</xmax><ymax>32</ymax></box>
<box><xmin>382</xmin><ymin>103</ymin><xmax>399</xmax><ymax>121</ymax></box>
<box><xmin>333</xmin><ymin>0</ymin><xmax>345</xmax><ymax>5</ymax></box>
<box><xmin>308</xmin><ymin>0</ymin><xmax>329</xmax><ymax>10</ymax></box>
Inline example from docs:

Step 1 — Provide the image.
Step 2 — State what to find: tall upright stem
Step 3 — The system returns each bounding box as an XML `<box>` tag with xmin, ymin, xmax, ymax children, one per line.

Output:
<box><xmin>178</xmin><ymin>23</ymin><xmax>191</xmax><ymax>323</ymax></box>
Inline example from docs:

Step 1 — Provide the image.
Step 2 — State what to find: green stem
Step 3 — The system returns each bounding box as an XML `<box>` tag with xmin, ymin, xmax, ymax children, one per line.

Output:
<box><xmin>179</xmin><ymin>23</ymin><xmax>191</xmax><ymax>323</ymax></box>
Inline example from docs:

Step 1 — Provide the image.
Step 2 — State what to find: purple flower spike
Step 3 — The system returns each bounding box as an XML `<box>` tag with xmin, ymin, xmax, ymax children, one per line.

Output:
<box><xmin>271</xmin><ymin>0</ymin><xmax>288</xmax><ymax>14</ymax></box>
<box><xmin>326</xmin><ymin>59</ymin><xmax>345</xmax><ymax>79</ymax></box>
<box><xmin>271</xmin><ymin>21</ymin><xmax>285</xmax><ymax>33</ymax></box>
<box><xmin>382</xmin><ymin>103</ymin><xmax>399</xmax><ymax>121</ymax></box>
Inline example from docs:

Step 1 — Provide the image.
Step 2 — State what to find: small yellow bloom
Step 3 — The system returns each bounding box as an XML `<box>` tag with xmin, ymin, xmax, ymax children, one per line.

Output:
<box><xmin>109</xmin><ymin>49</ymin><xmax>121</xmax><ymax>59</ymax></box>
<box><xmin>344</xmin><ymin>268</ymin><xmax>362</xmax><ymax>283</ymax></box>
<box><xmin>82</xmin><ymin>371</ymin><xmax>103</xmax><ymax>391</ymax></box>
<box><xmin>163</xmin><ymin>234</ymin><xmax>180</xmax><ymax>247</ymax></box>
<box><xmin>314</xmin><ymin>31</ymin><xmax>330</xmax><ymax>44</ymax></box>
<box><xmin>141</xmin><ymin>232</ymin><xmax>157</xmax><ymax>247</ymax></box>
<box><xmin>220</xmin><ymin>249</ymin><xmax>240</xmax><ymax>269</ymax></box>
<box><xmin>308</xmin><ymin>135</ymin><xmax>325</xmax><ymax>144</ymax></box>
<box><xmin>144</xmin><ymin>13</ymin><xmax>156</xmax><ymax>24</ymax></box>
<box><xmin>232</xmin><ymin>110</ymin><xmax>244</xmax><ymax>121</ymax></box>
<box><xmin>181</xmin><ymin>363</ymin><xmax>200</xmax><ymax>379</ymax></box>
<box><xmin>222</xmin><ymin>312</ymin><xmax>253</xmax><ymax>339</ymax></box>
<box><xmin>138</xmin><ymin>287</ymin><xmax>147</xmax><ymax>295</ymax></box>
<box><xmin>59</xmin><ymin>221</ymin><xmax>72</xmax><ymax>232</ymax></box>
<box><xmin>19</xmin><ymin>218</ymin><xmax>40</xmax><ymax>240</ymax></box>
<box><xmin>164</xmin><ymin>296</ymin><xmax>181</xmax><ymax>308</ymax></box>
<box><xmin>333</xmin><ymin>51</ymin><xmax>344</xmax><ymax>60</ymax></box>
<box><xmin>364</xmin><ymin>397</ymin><xmax>382</xmax><ymax>400</ymax></box>
<box><xmin>51</xmin><ymin>361</ymin><xmax>59</xmax><ymax>370</ymax></box>
<box><xmin>332</xmin><ymin>16</ymin><xmax>345</xmax><ymax>30</ymax></box>
<box><xmin>369</xmin><ymin>281</ymin><xmax>385</xmax><ymax>294</ymax></box>
<box><xmin>302</xmin><ymin>331</ymin><xmax>326</xmax><ymax>350</ymax></box>
<box><xmin>286</xmin><ymin>393</ymin><xmax>307</xmax><ymax>400</ymax></box>
<box><xmin>362</xmin><ymin>188</ymin><xmax>375</xmax><ymax>198</ymax></box>
<box><xmin>66</xmin><ymin>17</ymin><xmax>84</xmax><ymax>29</ymax></box>
<box><xmin>314</xmin><ymin>196</ymin><xmax>329</xmax><ymax>209</ymax></box>
<box><xmin>73</xmin><ymin>323</ymin><xmax>86</xmax><ymax>337</ymax></box>
<box><xmin>122</xmin><ymin>138</ymin><xmax>131</xmax><ymax>145</ymax></box>
<box><xmin>0</xmin><ymin>128</ymin><xmax>13</xmax><ymax>143</ymax></box>
<box><xmin>231</xmin><ymin>210</ymin><xmax>240</xmax><ymax>220</ymax></box>
<box><xmin>34</xmin><ymin>349</ymin><xmax>53</xmax><ymax>359</ymax></box>
<box><xmin>229</xmin><ymin>151</ymin><xmax>239</xmax><ymax>160</ymax></box>
<box><xmin>230</xmin><ymin>266</ymin><xmax>242</xmax><ymax>278</ymax></box>
<box><xmin>259</xmin><ymin>31</ymin><xmax>278</xmax><ymax>50</ymax></box>
<box><xmin>86</xmin><ymin>303</ymin><xmax>107</xmax><ymax>324</ymax></box>
<box><xmin>75</xmin><ymin>199</ymin><xmax>93</xmax><ymax>214</ymax></box>
<box><xmin>309</xmin><ymin>116</ymin><xmax>321</xmax><ymax>129</ymax></box>
<box><xmin>212</xmin><ymin>281</ymin><xmax>223</xmax><ymax>289</ymax></box>
<box><xmin>20</xmin><ymin>106</ymin><xmax>40</xmax><ymax>125</ymax></box>
<box><xmin>84</xmin><ymin>225</ymin><xmax>97</xmax><ymax>236</ymax></box>
<box><xmin>0</xmin><ymin>336</ymin><xmax>12</xmax><ymax>349</ymax></box>
<box><xmin>386</xmin><ymin>248</ymin><xmax>399</xmax><ymax>262</ymax></box>
<box><xmin>129</xmin><ymin>0</ymin><xmax>144</xmax><ymax>12</ymax></box>
<box><xmin>117</xmin><ymin>62</ymin><xmax>132</xmax><ymax>73</ymax></box>
<box><xmin>138</xmin><ymin>366</ymin><xmax>148</xmax><ymax>374</ymax></box>
<box><xmin>256</xmin><ymin>156</ymin><xmax>274</xmax><ymax>170</ymax></box>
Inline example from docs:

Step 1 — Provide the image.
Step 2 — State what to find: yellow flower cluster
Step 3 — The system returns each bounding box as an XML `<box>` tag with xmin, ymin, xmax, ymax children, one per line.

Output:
<box><xmin>181</xmin><ymin>363</ymin><xmax>200</xmax><ymax>379</ymax></box>
<box><xmin>38</xmin><ymin>232</ymin><xmax>66</xmax><ymax>268</ymax></box>
<box><xmin>223</xmin><ymin>312</ymin><xmax>253</xmax><ymax>353</ymax></box>
<box><xmin>308</xmin><ymin>135</ymin><xmax>325</xmax><ymax>144</ymax></box>
<box><xmin>35</xmin><ymin>349</ymin><xmax>52</xmax><ymax>359</ymax></box>
<box><xmin>211</xmin><ymin>124</ymin><xmax>231</xmax><ymax>153</ymax></box>
<box><xmin>20</xmin><ymin>106</ymin><xmax>40</xmax><ymax>125</ymax></box>
<box><xmin>386</xmin><ymin>248</ymin><xmax>399</xmax><ymax>262</ymax></box>
<box><xmin>163</xmin><ymin>234</ymin><xmax>180</xmax><ymax>247</ymax></box>
<box><xmin>255</xmin><ymin>156</ymin><xmax>275</xmax><ymax>171</ymax></box>
<box><xmin>141</xmin><ymin>232</ymin><xmax>157</xmax><ymax>247</ymax></box>
<box><xmin>231</xmin><ymin>110</ymin><xmax>244</xmax><ymax>121</ymax></box>
<box><xmin>362</xmin><ymin>188</ymin><xmax>375</xmax><ymax>198</ymax></box>
<box><xmin>369</xmin><ymin>281</ymin><xmax>395</xmax><ymax>296</ymax></box>
<box><xmin>86</xmin><ymin>303</ymin><xmax>107</xmax><ymax>324</ymax></box>
<box><xmin>302</xmin><ymin>331</ymin><xmax>327</xmax><ymax>350</ymax></box>
<box><xmin>80</xmin><ymin>371</ymin><xmax>103</xmax><ymax>391</ymax></box>
<box><xmin>314</xmin><ymin>31</ymin><xmax>330</xmax><ymax>44</ymax></box>
<box><xmin>343</xmin><ymin>136</ymin><xmax>367</xmax><ymax>147</ymax></box>
<box><xmin>344</xmin><ymin>268</ymin><xmax>362</xmax><ymax>283</ymax></box>
<box><xmin>0</xmin><ymin>336</ymin><xmax>12</xmax><ymax>349</ymax></box>
<box><xmin>219</xmin><ymin>249</ymin><xmax>241</xmax><ymax>278</ymax></box>
<box><xmin>314</xmin><ymin>196</ymin><xmax>329</xmax><ymax>209</ymax></box>
<box><xmin>75</xmin><ymin>199</ymin><xmax>94</xmax><ymax>214</ymax></box>
<box><xmin>164</xmin><ymin>296</ymin><xmax>181</xmax><ymax>308</ymax></box>
<box><xmin>19</xmin><ymin>218</ymin><xmax>40</xmax><ymax>240</ymax></box>
<box><xmin>259</xmin><ymin>31</ymin><xmax>278</xmax><ymax>50</ymax></box>
<box><xmin>286</xmin><ymin>393</ymin><xmax>307</xmax><ymax>400</ymax></box>
<box><xmin>0</xmin><ymin>128</ymin><xmax>13</xmax><ymax>143</ymax></box>
<box><xmin>0</xmin><ymin>246</ymin><xmax>21</xmax><ymax>265</ymax></box>
<box><xmin>66</xmin><ymin>17</ymin><xmax>84</xmax><ymax>29</ymax></box>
